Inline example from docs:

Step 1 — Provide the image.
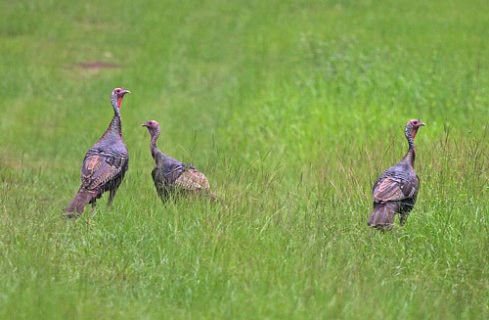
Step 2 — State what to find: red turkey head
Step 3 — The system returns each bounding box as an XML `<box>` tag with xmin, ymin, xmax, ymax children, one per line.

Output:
<box><xmin>142</xmin><ymin>120</ymin><xmax>160</xmax><ymax>129</ymax></box>
<box><xmin>112</xmin><ymin>87</ymin><xmax>131</xmax><ymax>108</ymax></box>
<box><xmin>406</xmin><ymin>119</ymin><xmax>426</xmax><ymax>139</ymax></box>
<box><xmin>142</xmin><ymin>120</ymin><xmax>161</xmax><ymax>137</ymax></box>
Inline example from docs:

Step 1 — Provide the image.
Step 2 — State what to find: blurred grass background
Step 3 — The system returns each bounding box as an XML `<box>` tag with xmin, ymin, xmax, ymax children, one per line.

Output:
<box><xmin>0</xmin><ymin>0</ymin><xmax>488</xmax><ymax>319</ymax></box>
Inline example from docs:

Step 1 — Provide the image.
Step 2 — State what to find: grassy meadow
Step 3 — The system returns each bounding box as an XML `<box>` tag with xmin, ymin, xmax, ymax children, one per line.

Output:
<box><xmin>1</xmin><ymin>0</ymin><xmax>488</xmax><ymax>318</ymax></box>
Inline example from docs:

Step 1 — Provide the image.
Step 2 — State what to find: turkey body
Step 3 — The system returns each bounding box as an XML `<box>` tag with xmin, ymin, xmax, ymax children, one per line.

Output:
<box><xmin>151</xmin><ymin>151</ymin><xmax>209</xmax><ymax>199</ymax></box>
<box><xmin>80</xmin><ymin>137</ymin><xmax>129</xmax><ymax>205</ymax></box>
<box><xmin>368</xmin><ymin>161</ymin><xmax>420</xmax><ymax>228</ymax></box>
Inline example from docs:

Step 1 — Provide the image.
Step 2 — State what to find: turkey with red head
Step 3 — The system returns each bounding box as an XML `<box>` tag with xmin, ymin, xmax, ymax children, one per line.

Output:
<box><xmin>65</xmin><ymin>88</ymin><xmax>130</xmax><ymax>217</ymax></box>
<box><xmin>142</xmin><ymin>120</ymin><xmax>213</xmax><ymax>200</ymax></box>
<box><xmin>367</xmin><ymin>119</ymin><xmax>426</xmax><ymax>229</ymax></box>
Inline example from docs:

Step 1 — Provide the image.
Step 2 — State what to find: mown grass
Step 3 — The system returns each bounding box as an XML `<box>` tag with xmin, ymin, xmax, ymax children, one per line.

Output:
<box><xmin>1</xmin><ymin>0</ymin><xmax>488</xmax><ymax>319</ymax></box>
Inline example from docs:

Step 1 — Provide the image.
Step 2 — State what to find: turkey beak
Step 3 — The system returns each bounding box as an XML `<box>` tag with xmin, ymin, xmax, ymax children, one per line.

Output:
<box><xmin>419</xmin><ymin>122</ymin><xmax>426</xmax><ymax>126</ymax></box>
<box><xmin>124</xmin><ymin>90</ymin><xmax>131</xmax><ymax>95</ymax></box>
<box><xmin>141</xmin><ymin>123</ymin><xmax>148</xmax><ymax>127</ymax></box>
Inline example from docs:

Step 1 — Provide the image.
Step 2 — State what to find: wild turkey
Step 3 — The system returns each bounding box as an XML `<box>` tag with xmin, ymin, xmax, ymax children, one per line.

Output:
<box><xmin>65</xmin><ymin>88</ymin><xmax>130</xmax><ymax>217</ymax></box>
<box><xmin>367</xmin><ymin>119</ymin><xmax>426</xmax><ymax>229</ymax></box>
<box><xmin>142</xmin><ymin>120</ymin><xmax>212</xmax><ymax>200</ymax></box>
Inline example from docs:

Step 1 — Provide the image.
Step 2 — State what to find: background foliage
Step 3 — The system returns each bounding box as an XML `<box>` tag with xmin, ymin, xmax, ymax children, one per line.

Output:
<box><xmin>1</xmin><ymin>0</ymin><xmax>488</xmax><ymax>319</ymax></box>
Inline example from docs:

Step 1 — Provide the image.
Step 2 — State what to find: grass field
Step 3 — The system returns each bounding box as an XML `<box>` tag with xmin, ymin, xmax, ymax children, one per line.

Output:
<box><xmin>1</xmin><ymin>0</ymin><xmax>488</xmax><ymax>319</ymax></box>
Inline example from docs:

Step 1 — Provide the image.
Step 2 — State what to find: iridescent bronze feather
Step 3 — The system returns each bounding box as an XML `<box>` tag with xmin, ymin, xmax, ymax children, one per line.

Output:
<box><xmin>174</xmin><ymin>167</ymin><xmax>210</xmax><ymax>191</ymax></box>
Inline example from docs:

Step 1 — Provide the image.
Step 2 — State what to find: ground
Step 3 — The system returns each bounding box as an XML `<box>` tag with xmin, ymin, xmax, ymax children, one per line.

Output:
<box><xmin>0</xmin><ymin>0</ymin><xmax>488</xmax><ymax>319</ymax></box>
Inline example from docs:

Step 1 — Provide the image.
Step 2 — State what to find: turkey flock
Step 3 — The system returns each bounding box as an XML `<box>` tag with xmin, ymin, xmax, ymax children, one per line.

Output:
<box><xmin>65</xmin><ymin>87</ymin><xmax>425</xmax><ymax>230</ymax></box>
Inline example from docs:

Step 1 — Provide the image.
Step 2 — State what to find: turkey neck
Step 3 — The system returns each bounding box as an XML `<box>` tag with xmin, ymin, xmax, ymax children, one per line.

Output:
<box><xmin>150</xmin><ymin>127</ymin><xmax>161</xmax><ymax>159</ymax></box>
<box><xmin>105</xmin><ymin>113</ymin><xmax>122</xmax><ymax>138</ymax></box>
<box><xmin>402</xmin><ymin>128</ymin><xmax>416</xmax><ymax>167</ymax></box>
<box><xmin>103</xmin><ymin>99</ymin><xmax>123</xmax><ymax>139</ymax></box>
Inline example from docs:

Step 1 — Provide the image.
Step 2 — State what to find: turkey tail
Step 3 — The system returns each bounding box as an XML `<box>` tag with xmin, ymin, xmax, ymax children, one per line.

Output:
<box><xmin>367</xmin><ymin>202</ymin><xmax>398</xmax><ymax>229</ymax></box>
<box><xmin>65</xmin><ymin>190</ymin><xmax>93</xmax><ymax>217</ymax></box>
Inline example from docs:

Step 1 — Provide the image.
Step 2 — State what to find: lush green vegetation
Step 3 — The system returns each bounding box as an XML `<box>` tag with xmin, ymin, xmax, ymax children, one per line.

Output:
<box><xmin>1</xmin><ymin>0</ymin><xmax>488</xmax><ymax>318</ymax></box>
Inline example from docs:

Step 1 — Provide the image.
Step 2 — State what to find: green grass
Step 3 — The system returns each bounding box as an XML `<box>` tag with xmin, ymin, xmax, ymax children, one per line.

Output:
<box><xmin>1</xmin><ymin>0</ymin><xmax>488</xmax><ymax>318</ymax></box>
